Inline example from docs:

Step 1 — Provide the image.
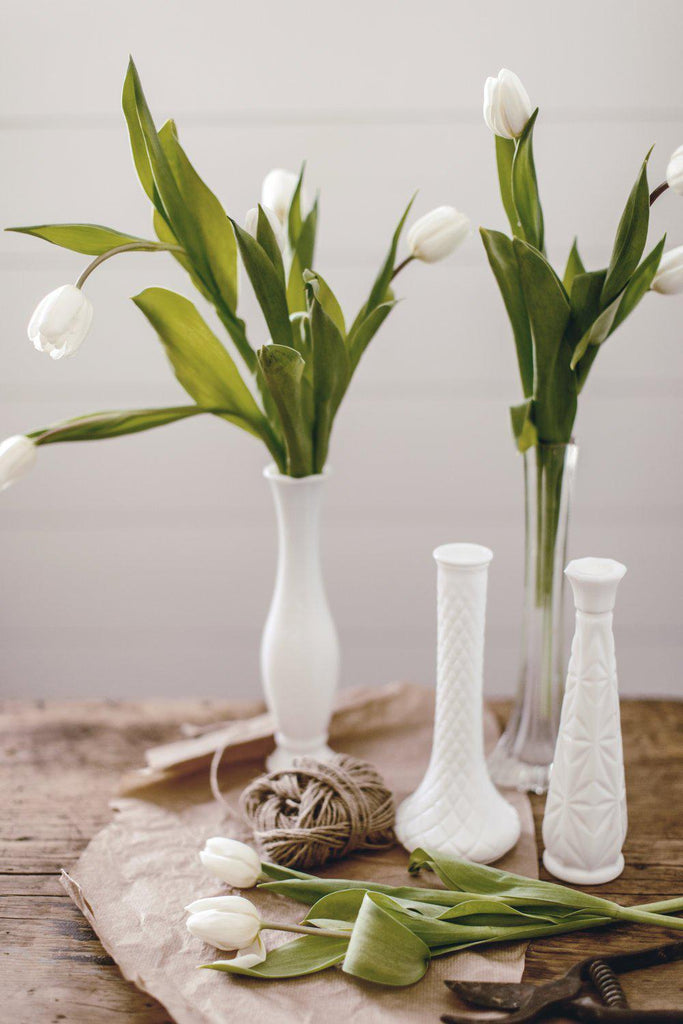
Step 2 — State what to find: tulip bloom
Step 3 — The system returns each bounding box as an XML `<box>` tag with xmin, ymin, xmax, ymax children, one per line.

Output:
<box><xmin>244</xmin><ymin>206</ymin><xmax>284</xmax><ymax>249</ymax></box>
<box><xmin>652</xmin><ymin>245</ymin><xmax>683</xmax><ymax>295</ymax></box>
<box><xmin>28</xmin><ymin>284</ymin><xmax>93</xmax><ymax>360</ymax></box>
<box><xmin>407</xmin><ymin>207</ymin><xmax>470</xmax><ymax>263</ymax></box>
<box><xmin>483</xmin><ymin>69</ymin><xmax>533</xmax><ymax>140</ymax></box>
<box><xmin>186</xmin><ymin>895</ymin><xmax>261</xmax><ymax>951</ymax></box>
<box><xmin>199</xmin><ymin>837</ymin><xmax>262</xmax><ymax>888</ymax></box>
<box><xmin>261</xmin><ymin>168</ymin><xmax>309</xmax><ymax>225</ymax></box>
<box><xmin>0</xmin><ymin>435</ymin><xmax>37</xmax><ymax>492</ymax></box>
<box><xmin>666</xmin><ymin>145</ymin><xmax>683</xmax><ymax>196</ymax></box>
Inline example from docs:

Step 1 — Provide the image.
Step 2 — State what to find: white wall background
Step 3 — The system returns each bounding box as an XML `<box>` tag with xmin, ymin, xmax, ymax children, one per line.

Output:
<box><xmin>1</xmin><ymin>0</ymin><xmax>681</xmax><ymax>700</ymax></box>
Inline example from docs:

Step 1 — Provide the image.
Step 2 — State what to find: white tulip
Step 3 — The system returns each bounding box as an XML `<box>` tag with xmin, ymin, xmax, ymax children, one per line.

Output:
<box><xmin>0</xmin><ymin>435</ymin><xmax>37</xmax><ymax>492</ymax></box>
<box><xmin>28</xmin><ymin>284</ymin><xmax>93</xmax><ymax>360</ymax></box>
<box><xmin>483</xmin><ymin>69</ymin><xmax>533</xmax><ymax>140</ymax></box>
<box><xmin>244</xmin><ymin>206</ymin><xmax>284</xmax><ymax>249</ymax></box>
<box><xmin>199</xmin><ymin>837</ymin><xmax>262</xmax><ymax>888</ymax></box>
<box><xmin>666</xmin><ymin>145</ymin><xmax>683</xmax><ymax>196</ymax></box>
<box><xmin>407</xmin><ymin>207</ymin><xmax>470</xmax><ymax>263</ymax></box>
<box><xmin>651</xmin><ymin>245</ymin><xmax>683</xmax><ymax>295</ymax></box>
<box><xmin>185</xmin><ymin>895</ymin><xmax>261</xmax><ymax>951</ymax></box>
<box><xmin>261</xmin><ymin>168</ymin><xmax>309</xmax><ymax>225</ymax></box>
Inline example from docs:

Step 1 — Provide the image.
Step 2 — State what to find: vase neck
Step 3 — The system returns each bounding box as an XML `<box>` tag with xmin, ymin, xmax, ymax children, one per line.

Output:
<box><xmin>267</xmin><ymin>474</ymin><xmax>327</xmax><ymax>586</ymax></box>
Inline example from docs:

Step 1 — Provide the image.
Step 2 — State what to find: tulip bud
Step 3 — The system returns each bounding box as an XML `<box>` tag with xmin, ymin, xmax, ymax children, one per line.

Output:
<box><xmin>261</xmin><ymin>168</ymin><xmax>309</xmax><ymax>225</ymax></box>
<box><xmin>483</xmin><ymin>69</ymin><xmax>533</xmax><ymax>140</ymax></box>
<box><xmin>0</xmin><ymin>435</ymin><xmax>37</xmax><ymax>492</ymax></box>
<box><xmin>199</xmin><ymin>837</ymin><xmax>262</xmax><ymax>888</ymax></box>
<box><xmin>185</xmin><ymin>895</ymin><xmax>261</xmax><ymax>951</ymax></box>
<box><xmin>407</xmin><ymin>207</ymin><xmax>470</xmax><ymax>263</ymax></box>
<box><xmin>28</xmin><ymin>284</ymin><xmax>93</xmax><ymax>360</ymax></box>
<box><xmin>666</xmin><ymin>145</ymin><xmax>683</xmax><ymax>196</ymax></box>
<box><xmin>244</xmin><ymin>206</ymin><xmax>285</xmax><ymax>249</ymax></box>
<box><xmin>651</xmin><ymin>245</ymin><xmax>683</xmax><ymax>295</ymax></box>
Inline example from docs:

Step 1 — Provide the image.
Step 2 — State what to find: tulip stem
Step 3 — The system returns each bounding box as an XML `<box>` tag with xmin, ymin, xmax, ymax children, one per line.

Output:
<box><xmin>650</xmin><ymin>180</ymin><xmax>669</xmax><ymax>206</ymax></box>
<box><xmin>260</xmin><ymin>920</ymin><xmax>349</xmax><ymax>940</ymax></box>
<box><xmin>391</xmin><ymin>254</ymin><xmax>415</xmax><ymax>280</ymax></box>
<box><xmin>75</xmin><ymin>242</ymin><xmax>184</xmax><ymax>289</ymax></box>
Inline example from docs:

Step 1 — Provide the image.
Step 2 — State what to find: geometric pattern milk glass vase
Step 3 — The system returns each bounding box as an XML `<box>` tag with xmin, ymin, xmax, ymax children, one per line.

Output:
<box><xmin>542</xmin><ymin>557</ymin><xmax>628</xmax><ymax>884</ymax></box>
<box><xmin>396</xmin><ymin>543</ymin><xmax>520</xmax><ymax>863</ymax></box>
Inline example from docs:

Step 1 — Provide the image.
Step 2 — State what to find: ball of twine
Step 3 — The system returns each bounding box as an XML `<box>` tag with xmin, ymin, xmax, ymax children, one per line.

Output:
<box><xmin>240</xmin><ymin>754</ymin><xmax>396</xmax><ymax>870</ymax></box>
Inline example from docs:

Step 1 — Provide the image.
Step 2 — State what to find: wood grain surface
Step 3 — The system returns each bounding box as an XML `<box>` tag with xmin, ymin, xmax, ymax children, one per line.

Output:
<box><xmin>1</xmin><ymin>699</ymin><xmax>682</xmax><ymax>1022</ymax></box>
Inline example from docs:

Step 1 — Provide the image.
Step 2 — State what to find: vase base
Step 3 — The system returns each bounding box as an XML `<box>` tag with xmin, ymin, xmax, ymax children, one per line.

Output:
<box><xmin>266</xmin><ymin>734</ymin><xmax>335</xmax><ymax>772</ymax></box>
<box><xmin>487</xmin><ymin>741</ymin><xmax>551</xmax><ymax>795</ymax></box>
<box><xmin>543</xmin><ymin>850</ymin><xmax>624</xmax><ymax>886</ymax></box>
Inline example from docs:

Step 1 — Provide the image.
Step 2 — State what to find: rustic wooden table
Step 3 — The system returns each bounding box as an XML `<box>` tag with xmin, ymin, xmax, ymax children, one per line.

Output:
<box><xmin>2</xmin><ymin>699</ymin><xmax>682</xmax><ymax>1022</ymax></box>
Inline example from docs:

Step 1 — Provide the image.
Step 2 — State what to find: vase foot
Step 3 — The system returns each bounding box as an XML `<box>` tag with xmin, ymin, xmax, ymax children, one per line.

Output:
<box><xmin>542</xmin><ymin>850</ymin><xmax>624</xmax><ymax>886</ymax></box>
<box><xmin>395</xmin><ymin>782</ymin><xmax>521</xmax><ymax>864</ymax></box>
<box><xmin>487</xmin><ymin>739</ymin><xmax>551</xmax><ymax>795</ymax></box>
<box><xmin>266</xmin><ymin>734</ymin><xmax>334</xmax><ymax>772</ymax></box>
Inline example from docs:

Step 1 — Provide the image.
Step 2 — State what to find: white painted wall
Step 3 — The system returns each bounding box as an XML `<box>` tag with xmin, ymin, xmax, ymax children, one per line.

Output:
<box><xmin>1</xmin><ymin>0</ymin><xmax>681</xmax><ymax>699</ymax></box>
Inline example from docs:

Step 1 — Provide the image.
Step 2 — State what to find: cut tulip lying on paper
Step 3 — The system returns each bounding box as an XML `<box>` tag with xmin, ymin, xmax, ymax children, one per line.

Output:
<box><xmin>197</xmin><ymin>848</ymin><xmax>683</xmax><ymax>987</ymax></box>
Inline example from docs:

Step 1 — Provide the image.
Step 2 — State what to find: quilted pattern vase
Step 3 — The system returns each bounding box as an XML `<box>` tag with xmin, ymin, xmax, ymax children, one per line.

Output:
<box><xmin>542</xmin><ymin>557</ymin><xmax>627</xmax><ymax>885</ymax></box>
<box><xmin>395</xmin><ymin>543</ymin><xmax>520</xmax><ymax>863</ymax></box>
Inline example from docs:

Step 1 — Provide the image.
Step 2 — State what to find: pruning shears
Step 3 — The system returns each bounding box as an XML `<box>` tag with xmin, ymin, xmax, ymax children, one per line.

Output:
<box><xmin>442</xmin><ymin>940</ymin><xmax>683</xmax><ymax>1022</ymax></box>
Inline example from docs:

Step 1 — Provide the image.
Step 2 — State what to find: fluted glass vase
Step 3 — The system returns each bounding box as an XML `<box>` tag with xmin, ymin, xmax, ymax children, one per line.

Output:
<box><xmin>488</xmin><ymin>441</ymin><xmax>578</xmax><ymax>794</ymax></box>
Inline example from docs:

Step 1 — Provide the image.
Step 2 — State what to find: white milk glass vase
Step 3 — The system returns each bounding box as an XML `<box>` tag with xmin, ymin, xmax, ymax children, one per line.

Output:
<box><xmin>542</xmin><ymin>557</ymin><xmax>628</xmax><ymax>885</ymax></box>
<box><xmin>489</xmin><ymin>442</ymin><xmax>578</xmax><ymax>794</ymax></box>
<box><xmin>261</xmin><ymin>465</ymin><xmax>339</xmax><ymax>771</ymax></box>
<box><xmin>395</xmin><ymin>544</ymin><xmax>520</xmax><ymax>863</ymax></box>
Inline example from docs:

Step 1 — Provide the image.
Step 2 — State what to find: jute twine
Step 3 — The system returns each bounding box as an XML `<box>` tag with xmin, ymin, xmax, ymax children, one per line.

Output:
<box><xmin>239</xmin><ymin>754</ymin><xmax>396</xmax><ymax>870</ymax></box>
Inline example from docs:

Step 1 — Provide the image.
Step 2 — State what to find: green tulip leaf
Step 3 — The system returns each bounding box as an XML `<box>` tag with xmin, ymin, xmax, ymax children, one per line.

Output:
<box><xmin>31</xmin><ymin>405</ymin><xmax>209</xmax><ymax>445</ymax></box>
<box><xmin>513</xmin><ymin>238</ymin><xmax>576</xmax><ymax>443</ymax></box>
<box><xmin>362</xmin><ymin>193</ymin><xmax>416</xmax><ymax>319</ymax></box>
<box><xmin>232</xmin><ymin>220</ymin><xmax>293</xmax><ymax>350</ymax></box>
<box><xmin>303</xmin><ymin>270</ymin><xmax>346</xmax><ymax>337</ymax></box>
<box><xmin>203</xmin><ymin>932</ymin><xmax>349</xmax><ymax>979</ymax></box>
<box><xmin>342</xmin><ymin>893</ymin><xmax>431</xmax><ymax>986</ymax></box>
<box><xmin>609</xmin><ymin>233</ymin><xmax>666</xmax><ymax>335</ymax></box>
<box><xmin>347</xmin><ymin>300</ymin><xmax>397</xmax><ymax>372</ymax></box>
<box><xmin>122</xmin><ymin>60</ymin><xmax>162</xmax><ymax>212</ymax></box>
<box><xmin>511</xmin><ymin>109</ymin><xmax>544</xmax><ymax>253</ymax></box>
<box><xmin>157</xmin><ymin>120</ymin><xmax>238</xmax><ymax>313</ymax></box>
<box><xmin>255</xmin><ymin>205</ymin><xmax>285</xmax><ymax>284</ymax></box>
<box><xmin>495</xmin><ymin>135</ymin><xmax>521</xmax><ymax>237</ymax></box>
<box><xmin>309</xmin><ymin>294</ymin><xmax>350</xmax><ymax>471</ymax></box>
<box><xmin>287</xmin><ymin>163</ymin><xmax>306</xmax><ymax>251</ymax></box>
<box><xmin>287</xmin><ymin>200</ymin><xmax>318</xmax><ymax>313</ymax></box>
<box><xmin>257</xmin><ymin>344</ymin><xmax>313</xmax><ymax>476</ymax></box>
<box><xmin>562</xmin><ymin>238</ymin><xmax>586</xmax><ymax>291</ymax></box>
<box><xmin>510</xmin><ymin>399</ymin><xmax>537</xmax><ymax>452</ymax></box>
<box><xmin>601</xmin><ymin>151</ymin><xmax>651</xmax><ymax>307</ymax></box>
<box><xmin>6</xmin><ymin>223</ymin><xmax>165</xmax><ymax>256</ymax></box>
<box><xmin>132</xmin><ymin>287</ymin><xmax>268</xmax><ymax>443</ymax></box>
<box><xmin>480</xmin><ymin>227</ymin><xmax>533</xmax><ymax>398</ymax></box>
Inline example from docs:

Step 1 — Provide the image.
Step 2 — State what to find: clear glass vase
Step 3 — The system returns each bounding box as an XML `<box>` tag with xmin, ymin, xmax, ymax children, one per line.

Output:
<box><xmin>488</xmin><ymin>441</ymin><xmax>578</xmax><ymax>794</ymax></box>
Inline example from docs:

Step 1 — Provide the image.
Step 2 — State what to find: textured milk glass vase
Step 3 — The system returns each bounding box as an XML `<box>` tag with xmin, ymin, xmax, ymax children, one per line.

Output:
<box><xmin>542</xmin><ymin>557</ymin><xmax>627</xmax><ymax>885</ymax></box>
<box><xmin>395</xmin><ymin>544</ymin><xmax>520</xmax><ymax>863</ymax></box>
<box><xmin>261</xmin><ymin>465</ymin><xmax>339</xmax><ymax>771</ymax></box>
<box><xmin>489</xmin><ymin>442</ymin><xmax>578</xmax><ymax>794</ymax></box>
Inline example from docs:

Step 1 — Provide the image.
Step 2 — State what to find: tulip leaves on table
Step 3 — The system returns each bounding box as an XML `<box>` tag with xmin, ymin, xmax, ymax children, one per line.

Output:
<box><xmin>5</xmin><ymin>58</ymin><xmax>469</xmax><ymax>487</ymax></box>
<box><xmin>200</xmin><ymin>847</ymin><xmax>683</xmax><ymax>988</ymax></box>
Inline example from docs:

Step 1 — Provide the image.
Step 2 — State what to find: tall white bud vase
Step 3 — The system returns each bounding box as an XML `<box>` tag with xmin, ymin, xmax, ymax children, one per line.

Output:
<box><xmin>396</xmin><ymin>544</ymin><xmax>520</xmax><ymax>862</ymax></box>
<box><xmin>542</xmin><ymin>557</ymin><xmax>628</xmax><ymax>885</ymax></box>
<box><xmin>261</xmin><ymin>465</ymin><xmax>339</xmax><ymax>771</ymax></box>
